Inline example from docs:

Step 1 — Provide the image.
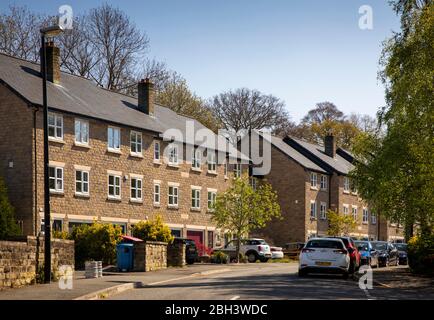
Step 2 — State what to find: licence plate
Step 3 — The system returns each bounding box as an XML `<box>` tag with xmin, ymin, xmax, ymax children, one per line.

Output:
<box><xmin>315</xmin><ymin>261</ymin><xmax>332</xmax><ymax>266</ymax></box>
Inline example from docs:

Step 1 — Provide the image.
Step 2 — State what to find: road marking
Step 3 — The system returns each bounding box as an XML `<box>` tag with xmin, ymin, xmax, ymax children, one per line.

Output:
<box><xmin>363</xmin><ymin>289</ymin><xmax>376</xmax><ymax>300</ymax></box>
<box><xmin>374</xmin><ymin>281</ymin><xmax>393</xmax><ymax>288</ymax></box>
<box><xmin>147</xmin><ymin>268</ymin><xmax>231</xmax><ymax>286</ymax></box>
<box><xmin>230</xmin><ymin>296</ymin><xmax>240</xmax><ymax>300</ymax></box>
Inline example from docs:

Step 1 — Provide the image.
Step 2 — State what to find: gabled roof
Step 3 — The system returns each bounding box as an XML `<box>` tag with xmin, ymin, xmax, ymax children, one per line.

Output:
<box><xmin>241</xmin><ymin>131</ymin><xmax>327</xmax><ymax>173</ymax></box>
<box><xmin>0</xmin><ymin>52</ymin><xmax>246</xmax><ymax>160</ymax></box>
<box><xmin>284</xmin><ymin>136</ymin><xmax>354</xmax><ymax>175</ymax></box>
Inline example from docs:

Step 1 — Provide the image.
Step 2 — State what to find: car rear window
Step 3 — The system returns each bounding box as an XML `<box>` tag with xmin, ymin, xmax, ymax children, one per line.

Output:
<box><xmin>306</xmin><ymin>240</ymin><xmax>344</xmax><ymax>249</ymax></box>
<box><xmin>372</xmin><ymin>242</ymin><xmax>387</xmax><ymax>251</ymax></box>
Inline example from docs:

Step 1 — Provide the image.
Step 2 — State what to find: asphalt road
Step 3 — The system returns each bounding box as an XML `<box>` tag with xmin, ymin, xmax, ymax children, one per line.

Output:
<box><xmin>107</xmin><ymin>263</ymin><xmax>431</xmax><ymax>300</ymax></box>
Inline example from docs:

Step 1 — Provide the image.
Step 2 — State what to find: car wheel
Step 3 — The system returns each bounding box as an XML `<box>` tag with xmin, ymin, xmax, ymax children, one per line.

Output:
<box><xmin>298</xmin><ymin>269</ymin><xmax>307</xmax><ymax>277</ymax></box>
<box><xmin>349</xmin><ymin>262</ymin><xmax>355</xmax><ymax>274</ymax></box>
<box><xmin>247</xmin><ymin>252</ymin><xmax>257</xmax><ymax>263</ymax></box>
<box><xmin>186</xmin><ymin>259</ymin><xmax>194</xmax><ymax>265</ymax></box>
<box><xmin>260</xmin><ymin>258</ymin><xmax>269</xmax><ymax>263</ymax></box>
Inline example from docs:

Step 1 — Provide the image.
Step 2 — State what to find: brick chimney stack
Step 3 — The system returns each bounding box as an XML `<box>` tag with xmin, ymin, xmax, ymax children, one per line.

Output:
<box><xmin>45</xmin><ymin>41</ymin><xmax>61</xmax><ymax>84</ymax></box>
<box><xmin>324</xmin><ymin>135</ymin><xmax>336</xmax><ymax>158</ymax></box>
<box><xmin>138</xmin><ymin>78</ymin><xmax>154</xmax><ymax>116</ymax></box>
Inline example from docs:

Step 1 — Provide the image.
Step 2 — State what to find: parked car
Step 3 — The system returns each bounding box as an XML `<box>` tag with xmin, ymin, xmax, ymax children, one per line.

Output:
<box><xmin>371</xmin><ymin>241</ymin><xmax>399</xmax><ymax>267</ymax></box>
<box><xmin>354</xmin><ymin>240</ymin><xmax>379</xmax><ymax>268</ymax></box>
<box><xmin>298</xmin><ymin>238</ymin><xmax>350</xmax><ymax>279</ymax></box>
<box><xmin>173</xmin><ymin>237</ymin><xmax>198</xmax><ymax>265</ymax></box>
<box><xmin>394</xmin><ymin>243</ymin><xmax>408</xmax><ymax>265</ymax></box>
<box><xmin>332</xmin><ymin>237</ymin><xmax>361</xmax><ymax>273</ymax></box>
<box><xmin>213</xmin><ymin>238</ymin><xmax>272</xmax><ymax>263</ymax></box>
<box><xmin>270</xmin><ymin>246</ymin><xmax>284</xmax><ymax>259</ymax></box>
<box><xmin>283</xmin><ymin>242</ymin><xmax>305</xmax><ymax>258</ymax></box>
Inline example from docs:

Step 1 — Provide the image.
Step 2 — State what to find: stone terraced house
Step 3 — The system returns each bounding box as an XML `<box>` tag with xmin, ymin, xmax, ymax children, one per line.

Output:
<box><xmin>243</xmin><ymin>131</ymin><xmax>404</xmax><ymax>245</ymax></box>
<box><xmin>0</xmin><ymin>44</ymin><xmax>249</xmax><ymax>251</ymax></box>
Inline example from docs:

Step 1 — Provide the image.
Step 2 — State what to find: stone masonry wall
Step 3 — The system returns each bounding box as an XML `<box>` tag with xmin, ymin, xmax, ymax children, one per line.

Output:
<box><xmin>133</xmin><ymin>241</ymin><xmax>167</xmax><ymax>272</ymax></box>
<box><xmin>0</xmin><ymin>236</ymin><xmax>74</xmax><ymax>290</ymax></box>
<box><xmin>167</xmin><ymin>242</ymin><xmax>186</xmax><ymax>267</ymax></box>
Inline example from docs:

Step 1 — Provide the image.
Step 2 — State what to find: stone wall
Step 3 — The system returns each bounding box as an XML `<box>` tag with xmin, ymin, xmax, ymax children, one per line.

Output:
<box><xmin>0</xmin><ymin>236</ymin><xmax>74</xmax><ymax>290</ymax></box>
<box><xmin>133</xmin><ymin>241</ymin><xmax>167</xmax><ymax>272</ymax></box>
<box><xmin>167</xmin><ymin>242</ymin><xmax>185</xmax><ymax>267</ymax></box>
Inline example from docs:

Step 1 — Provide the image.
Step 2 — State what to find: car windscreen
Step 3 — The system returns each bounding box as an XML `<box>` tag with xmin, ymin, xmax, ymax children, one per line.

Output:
<box><xmin>355</xmin><ymin>241</ymin><xmax>369</xmax><ymax>251</ymax></box>
<box><xmin>306</xmin><ymin>240</ymin><xmax>344</xmax><ymax>249</ymax></box>
<box><xmin>372</xmin><ymin>242</ymin><xmax>387</xmax><ymax>251</ymax></box>
<box><xmin>395</xmin><ymin>244</ymin><xmax>407</xmax><ymax>251</ymax></box>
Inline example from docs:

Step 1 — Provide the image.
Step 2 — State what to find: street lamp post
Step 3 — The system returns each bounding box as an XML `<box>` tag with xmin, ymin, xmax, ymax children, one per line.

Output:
<box><xmin>40</xmin><ymin>25</ymin><xmax>63</xmax><ymax>284</ymax></box>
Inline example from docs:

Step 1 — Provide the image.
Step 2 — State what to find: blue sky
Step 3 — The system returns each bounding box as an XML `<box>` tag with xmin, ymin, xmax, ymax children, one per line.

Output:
<box><xmin>1</xmin><ymin>0</ymin><xmax>400</xmax><ymax>122</ymax></box>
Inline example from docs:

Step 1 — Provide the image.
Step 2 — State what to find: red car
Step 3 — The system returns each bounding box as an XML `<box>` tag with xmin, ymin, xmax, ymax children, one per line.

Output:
<box><xmin>333</xmin><ymin>237</ymin><xmax>361</xmax><ymax>273</ymax></box>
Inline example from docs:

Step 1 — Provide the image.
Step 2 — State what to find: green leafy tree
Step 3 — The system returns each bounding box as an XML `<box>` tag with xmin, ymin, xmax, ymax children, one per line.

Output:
<box><xmin>132</xmin><ymin>215</ymin><xmax>174</xmax><ymax>243</ymax></box>
<box><xmin>210</xmin><ymin>177</ymin><xmax>281</xmax><ymax>262</ymax></box>
<box><xmin>350</xmin><ymin>1</ymin><xmax>434</xmax><ymax>239</ymax></box>
<box><xmin>70</xmin><ymin>222</ymin><xmax>123</xmax><ymax>268</ymax></box>
<box><xmin>327</xmin><ymin>210</ymin><xmax>357</xmax><ymax>237</ymax></box>
<box><xmin>0</xmin><ymin>176</ymin><xmax>20</xmax><ymax>239</ymax></box>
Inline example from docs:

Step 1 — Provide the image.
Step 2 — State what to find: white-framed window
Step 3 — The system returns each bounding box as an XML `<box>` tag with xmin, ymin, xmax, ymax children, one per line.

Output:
<box><xmin>75</xmin><ymin>170</ymin><xmax>89</xmax><ymax>195</ymax></box>
<box><xmin>207</xmin><ymin>190</ymin><xmax>217</xmax><ymax>210</ymax></box>
<box><xmin>168</xmin><ymin>185</ymin><xmax>179</xmax><ymax>207</ymax></box>
<box><xmin>351</xmin><ymin>181</ymin><xmax>357</xmax><ymax>194</ymax></box>
<box><xmin>168</xmin><ymin>144</ymin><xmax>179</xmax><ymax>165</ymax></box>
<box><xmin>234</xmin><ymin>163</ymin><xmax>241</xmax><ymax>178</ymax></box>
<box><xmin>343</xmin><ymin>177</ymin><xmax>350</xmax><ymax>193</ymax></box>
<box><xmin>343</xmin><ymin>204</ymin><xmax>349</xmax><ymax>215</ymax></box>
<box><xmin>191</xmin><ymin>149</ymin><xmax>201</xmax><ymax>169</ymax></box>
<box><xmin>130</xmin><ymin>177</ymin><xmax>142</xmax><ymax>201</ymax></box>
<box><xmin>310</xmin><ymin>200</ymin><xmax>317</xmax><ymax>219</ymax></box>
<box><xmin>107</xmin><ymin>126</ymin><xmax>121</xmax><ymax>151</ymax></box>
<box><xmin>108</xmin><ymin>174</ymin><xmax>121</xmax><ymax>199</ymax></box>
<box><xmin>49</xmin><ymin>166</ymin><xmax>63</xmax><ymax>192</ymax></box>
<box><xmin>310</xmin><ymin>172</ymin><xmax>317</xmax><ymax>189</ymax></box>
<box><xmin>320</xmin><ymin>202</ymin><xmax>327</xmax><ymax>220</ymax></box>
<box><xmin>371</xmin><ymin>211</ymin><xmax>377</xmax><ymax>224</ymax></box>
<box><xmin>74</xmin><ymin>119</ymin><xmax>89</xmax><ymax>145</ymax></box>
<box><xmin>153</xmin><ymin>183</ymin><xmax>160</xmax><ymax>205</ymax></box>
<box><xmin>130</xmin><ymin>131</ymin><xmax>142</xmax><ymax>155</ymax></box>
<box><xmin>320</xmin><ymin>175</ymin><xmax>328</xmax><ymax>190</ymax></box>
<box><xmin>191</xmin><ymin>187</ymin><xmax>201</xmax><ymax>209</ymax></box>
<box><xmin>352</xmin><ymin>206</ymin><xmax>358</xmax><ymax>221</ymax></box>
<box><xmin>48</xmin><ymin>113</ymin><xmax>63</xmax><ymax>140</ymax></box>
<box><xmin>207</xmin><ymin>150</ymin><xmax>216</xmax><ymax>172</ymax></box>
<box><xmin>154</xmin><ymin>141</ymin><xmax>160</xmax><ymax>161</ymax></box>
<box><xmin>362</xmin><ymin>208</ymin><xmax>369</xmax><ymax>224</ymax></box>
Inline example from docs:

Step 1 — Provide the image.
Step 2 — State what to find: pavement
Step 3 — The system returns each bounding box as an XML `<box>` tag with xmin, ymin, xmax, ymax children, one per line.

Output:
<box><xmin>0</xmin><ymin>262</ymin><xmax>432</xmax><ymax>300</ymax></box>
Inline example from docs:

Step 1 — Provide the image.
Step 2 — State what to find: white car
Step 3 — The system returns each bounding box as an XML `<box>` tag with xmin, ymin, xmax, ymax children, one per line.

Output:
<box><xmin>214</xmin><ymin>238</ymin><xmax>272</xmax><ymax>262</ymax></box>
<box><xmin>270</xmin><ymin>246</ymin><xmax>284</xmax><ymax>259</ymax></box>
<box><xmin>298</xmin><ymin>238</ymin><xmax>350</xmax><ymax>279</ymax></box>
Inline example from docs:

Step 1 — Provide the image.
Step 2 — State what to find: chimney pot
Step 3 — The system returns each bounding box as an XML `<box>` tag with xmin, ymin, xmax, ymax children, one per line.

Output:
<box><xmin>138</xmin><ymin>78</ymin><xmax>154</xmax><ymax>116</ymax></box>
<box><xmin>324</xmin><ymin>135</ymin><xmax>336</xmax><ymax>158</ymax></box>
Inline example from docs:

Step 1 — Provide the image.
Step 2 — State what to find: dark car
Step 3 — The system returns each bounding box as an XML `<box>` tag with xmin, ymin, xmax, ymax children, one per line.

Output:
<box><xmin>394</xmin><ymin>243</ymin><xmax>408</xmax><ymax>265</ymax></box>
<box><xmin>371</xmin><ymin>241</ymin><xmax>399</xmax><ymax>267</ymax></box>
<box><xmin>173</xmin><ymin>237</ymin><xmax>198</xmax><ymax>265</ymax></box>
<box><xmin>332</xmin><ymin>237</ymin><xmax>361</xmax><ymax>273</ymax></box>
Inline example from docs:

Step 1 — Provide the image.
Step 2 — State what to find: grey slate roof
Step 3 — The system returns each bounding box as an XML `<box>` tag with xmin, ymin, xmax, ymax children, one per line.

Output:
<box><xmin>288</xmin><ymin>136</ymin><xmax>354</xmax><ymax>175</ymax></box>
<box><xmin>268</xmin><ymin>135</ymin><xmax>328</xmax><ymax>173</ymax></box>
<box><xmin>0</xmin><ymin>53</ymin><xmax>246</xmax><ymax>160</ymax></box>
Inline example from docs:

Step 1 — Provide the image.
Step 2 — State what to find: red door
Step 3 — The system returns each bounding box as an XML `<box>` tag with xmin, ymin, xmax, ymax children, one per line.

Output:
<box><xmin>187</xmin><ymin>230</ymin><xmax>204</xmax><ymax>255</ymax></box>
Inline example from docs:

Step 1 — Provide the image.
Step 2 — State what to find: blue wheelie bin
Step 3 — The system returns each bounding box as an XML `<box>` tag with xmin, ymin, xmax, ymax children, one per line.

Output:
<box><xmin>116</xmin><ymin>243</ymin><xmax>134</xmax><ymax>271</ymax></box>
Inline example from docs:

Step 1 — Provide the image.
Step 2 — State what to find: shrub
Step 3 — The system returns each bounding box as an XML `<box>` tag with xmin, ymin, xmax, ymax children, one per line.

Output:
<box><xmin>132</xmin><ymin>215</ymin><xmax>174</xmax><ymax>243</ymax></box>
<box><xmin>52</xmin><ymin>230</ymin><xmax>69</xmax><ymax>240</ymax></box>
<box><xmin>407</xmin><ymin>233</ymin><xmax>434</xmax><ymax>275</ymax></box>
<box><xmin>211</xmin><ymin>251</ymin><xmax>229</xmax><ymax>264</ymax></box>
<box><xmin>70</xmin><ymin>222</ymin><xmax>123</xmax><ymax>269</ymax></box>
<box><xmin>0</xmin><ymin>176</ymin><xmax>20</xmax><ymax>239</ymax></box>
